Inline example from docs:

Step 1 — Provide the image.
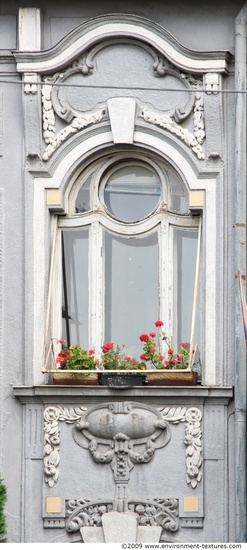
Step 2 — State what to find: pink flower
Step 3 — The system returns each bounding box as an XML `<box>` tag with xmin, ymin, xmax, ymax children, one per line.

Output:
<box><xmin>125</xmin><ymin>356</ymin><xmax>132</xmax><ymax>361</ymax></box>
<box><xmin>159</xmin><ymin>355</ymin><xmax>164</xmax><ymax>360</ymax></box>
<box><xmin>139</xmin><ymin>333</ymin><xmax>150</xmax><ymax>342</ymax></box>
<box><xmin>88</xmin><ymin>349</ymin><xmax>95</xmax><ymax>355</ymax></box>
<box><xmin>164</xmin><ymin>360</ymin><xmax>170</xmax><ymax>366</ymax></box>
<box><xmin>149</xmin><ymin>332</ymin><xmax>156</xmax><ymax>337</ymax></box>
<box><xmin>57</xmin><ymin>339</ymin><xmax>66</xmax><ymax>345</ymax></box>
<box><xmin>150</xmin><ymin>348</ymin><xmax>156</xmax><ymax>354</ymax></box>
<box><xmin>155</xmin><ymin>320</ymin><xmax>164</xmax><ymax>327</ymax></box>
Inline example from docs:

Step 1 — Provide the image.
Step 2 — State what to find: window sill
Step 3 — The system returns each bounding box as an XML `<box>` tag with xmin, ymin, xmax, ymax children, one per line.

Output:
<box><xmin>12</xmin><ymin>384</ymin><xmax>234</xmax><ymax>404</ymax></box>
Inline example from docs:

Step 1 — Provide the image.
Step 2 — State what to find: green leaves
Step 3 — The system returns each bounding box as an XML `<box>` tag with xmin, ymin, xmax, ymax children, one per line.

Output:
<box><xmin>0</xmin><ymin>478</ymin><xmax>7</xmax><ymax>543</ymax></box>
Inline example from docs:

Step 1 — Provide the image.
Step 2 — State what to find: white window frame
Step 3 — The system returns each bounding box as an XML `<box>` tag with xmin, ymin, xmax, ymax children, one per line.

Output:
<box><xmin>52</xmin><ymin>153</ymin><xmax>200</xmax><ymax>360</ymax></box>
<box><xmin>33</xmin><ymin>132</ymin><xmax>217</xmax><ymax>386</ymax></box>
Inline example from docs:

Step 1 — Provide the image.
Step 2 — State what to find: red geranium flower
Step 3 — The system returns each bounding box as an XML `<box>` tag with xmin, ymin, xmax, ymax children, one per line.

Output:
<box><xmin>155</xmin><ymin>320</ymin><xmax>164</xmax><ymax>327</ymax></box>
<box><xmin>179</xmin><ymin>342</ymin><xmax>187</xmax><ymax>348</ymax></box>
<box><xmin>140</xmin><ymin>353</ymin><xmax>148</xmax><ymax>361</ymax></box>
<box><xmin>149</xmin><ymin>332</ymin><xmax>156</xmax><ymax>338</ymax></box>
<box><xmin>56</xmin><ymin>357</ymin><xmax>66</xmax><ymax>365</ymax></box>
<box><xmin>139</xmin><ymin>333</ymin><xmax>150</xmax><ymax>342</ymax></box>
<box><xmin>168</xmin><ymin>348</ymin><xmax>174</xmax><ymax>355</ymax></box>
<box><xmin>177</xmin><ymin>354</ymin><xmax>183</xmax><ymax>361</ymax></box>
<box><xmin>101</xmin><ymin>342</ymin><xmax>114</xmax><ymax>353</ymax></box>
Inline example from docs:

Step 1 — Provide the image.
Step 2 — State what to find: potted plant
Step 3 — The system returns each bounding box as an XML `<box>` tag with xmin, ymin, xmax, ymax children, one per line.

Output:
<box><xmin>138</xmin><ymin>320</ymin><xmax>197</xmax><ymax>386</ymax></box>
<box><xmin>52</xmin><ymin>341</ymin><xmax>100</xmax><ymax>385</ymax></box>
<box><xmin>50</xmin><ymin>321</ymin><xmax>198</xmax><ymax>386</ymax></box>
<box><xmin>99</xmin><ymin>342</ymin><xmax>147</xmax><ymax>386</ymax></box>
<box><xmin>52</xmin><ymin>340</ymin><xmax>147</xmax><ymax>386</ymax></box>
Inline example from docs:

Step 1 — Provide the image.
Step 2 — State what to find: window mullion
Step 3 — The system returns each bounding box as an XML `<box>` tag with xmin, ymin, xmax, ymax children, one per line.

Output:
<box><xmin>159</xmin><ymin>220</ymin><xmax>170</xmax><ymax>355</ymax></box>
<box><xmin>89</xmin><ymin>221</ymin><xmax>104</xmax><ymax>356</ymax></box>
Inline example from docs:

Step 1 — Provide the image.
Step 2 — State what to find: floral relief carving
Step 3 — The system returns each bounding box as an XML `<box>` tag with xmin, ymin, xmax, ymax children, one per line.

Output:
<box><xmin>66</xmin><ymin>499</ymin><xmax>114</xmax><ymax>531</ymax></box>
<box><xmin>160</xmin><ymin>406</ymin><xmax>202</xmax><ymax>488</ymax></box>
<box><xmin>65</xmin><ymin>497</ymin><xmax>179</xmax><ymax>534</ymax></box>
<box><xmin>128</xmin><ymin>498</ymin><xmax>179</xmax><ymax>531</ymax></box>
<box><xmin>41</xmin><ymin>80</ymin><xmax>105</xmax><ymax>161</ymax></box>
<box><xmin>141</xmin><ymin>76</ymin><xmax>205</xmax><ymax>160</ymax></box>
<box><xmin>43</xmin><ymin>406</ymin><xmax>86</xmax><ymax>487</ymax></box>
<box><xmin>184</xmin><ymin>407</ymin><xmax>202</xmax><ymax>488</ymax></box>
<box><xmin>43</xmin><ymin>403</ymin><xmax>202</xmax><ymax>489</ymax></box>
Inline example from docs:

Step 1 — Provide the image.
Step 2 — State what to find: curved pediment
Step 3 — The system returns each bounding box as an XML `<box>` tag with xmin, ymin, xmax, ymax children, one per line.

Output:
<box><xmin>14</xmin><ymin>14</ymin><xmax>230</xmax><ymax>74</ymax></box>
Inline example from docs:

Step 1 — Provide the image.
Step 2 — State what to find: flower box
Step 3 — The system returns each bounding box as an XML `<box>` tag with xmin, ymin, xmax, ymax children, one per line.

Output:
<box><xmin>48</xmin><ymin>369</ymin><xmax>197</xmax><ymax>386</ymax></box>
<box><xmin>100</xmin><ymin>372</ymin><xmax>147</xmax><ymax>387</ymax></box>
<box><xmin>50</xmin><ymin>370</ymin><xmax>99</xmax><ymax>385</ymax></box>
<box><xmin>147</xmin><ymin>370</ymin><xmax>197</xmax><ymax>386</ymax></box>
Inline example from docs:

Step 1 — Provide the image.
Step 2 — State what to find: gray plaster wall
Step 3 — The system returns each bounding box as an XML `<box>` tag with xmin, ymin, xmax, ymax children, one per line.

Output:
<box><xmin>0</xmin><ymin>0</ymin><xmax>245</xmax><ymax>543</ymax></box>
<box><xmin>0</xmin><ymin>0</ymin><xmax>245</xmax><ymax>51</ymax></box>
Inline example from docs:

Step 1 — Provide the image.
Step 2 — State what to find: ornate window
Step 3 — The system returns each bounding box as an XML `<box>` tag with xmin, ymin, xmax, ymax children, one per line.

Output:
<box><xmin>54</xmin><ymin>151</ymin><xmax>200</xmax><ymax>360</ymax></box>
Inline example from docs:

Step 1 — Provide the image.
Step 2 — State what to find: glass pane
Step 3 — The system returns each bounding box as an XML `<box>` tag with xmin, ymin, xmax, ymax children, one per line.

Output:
<box><xmin>75</xmin><ymin>175</ymin><xmax>91</xmax><ymax>213</ymax></box>
<box><xmin>104</xmin><ymin>165</ymin><xmax>161</xmax><ymax>221</ymax></box>
<box><xmin>173</xmin><ymin>229</ymin><xmax>200</xmax><ymax>350</ymax></box>
<box><xmin>105</xmin><ymin>231</ymin><xmax>159</xmax><ymax>359</ymax></box>
<box><xmin>168</xmin><ymin>171</ymin><xmax>188</xmax><ymax>214</ymax></box>
<box><xmin>62</xmin><ymin>229</ymin><xmax>89</xmax><ymax>348</ymax></box>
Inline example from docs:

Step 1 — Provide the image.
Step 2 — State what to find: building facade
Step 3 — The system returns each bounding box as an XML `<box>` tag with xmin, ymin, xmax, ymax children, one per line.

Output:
<box><xmin>0</xmin><ymin>0</ymin><xmax>246</xmax><ymax>543</ymax></box>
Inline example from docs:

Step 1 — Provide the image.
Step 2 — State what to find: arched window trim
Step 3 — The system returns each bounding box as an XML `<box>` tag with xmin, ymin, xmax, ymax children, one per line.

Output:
<box><xmin>52</xmin><ymin>151</ymin><xmax>200</xmax><ymax>364</ymax></box>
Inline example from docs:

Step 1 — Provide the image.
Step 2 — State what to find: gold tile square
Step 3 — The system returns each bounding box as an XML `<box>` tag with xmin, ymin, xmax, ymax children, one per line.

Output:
<box><xmin>189</xmin><ymin>191</ymin><xmax>204</xmax><ymax>208</ymax></box>
<box><xmin>46</xmin><ymin>190</ymin><xmax>61</xmax><ymax>205</ymax></box>
<box><xmin>183</xmin><ymin>495</ymin><xmax>199</xmax><ymax>513</ymax></box>
<box><xmin>46</xmin><ymin>496</ymin><xmax>61</xmax><ymax>514</ymax></box>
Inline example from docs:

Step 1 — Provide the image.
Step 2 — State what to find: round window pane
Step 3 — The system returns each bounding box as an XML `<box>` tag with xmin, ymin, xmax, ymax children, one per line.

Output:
<box><xmin>104</xmin><ymin>165</ymin><xmax>161</xmax><ymax>221</ymax></box>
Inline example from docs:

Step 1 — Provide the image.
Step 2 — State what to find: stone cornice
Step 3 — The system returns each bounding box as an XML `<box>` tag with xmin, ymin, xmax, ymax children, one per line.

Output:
<box><xmin>13</xmin><ymin>14</ymin><xmax>231</xmax><ymax>75</ymax></box>
<box><xmin>12</xmin><ymin>385</ymin><xmax>234</xmax><ymax>404</ymax></box>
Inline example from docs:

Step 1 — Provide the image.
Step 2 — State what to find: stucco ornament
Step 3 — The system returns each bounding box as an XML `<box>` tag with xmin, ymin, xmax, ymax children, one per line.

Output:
<box><xmin>73</xmin><ymin>402</ymin><xmax>171</xmax><ymax>485</ymax></box>
<box><xmin>184</xmin><ymin>407</ymin><xmax>203</xmax><ymax>488</ymax></box>
<box><xmin>43</xmin><ymin>406</ymin><xmax>86</xmax><ymax>487</ymax></box>
<box><xmin>141</xmin><ymin>75</ymin><xmax>205</xmax><ymax>160</ymax></box>
<box><xmin>41</xmin><ymin>79</ymin><xmax>105</xmax><ymax>160</ymax></box>
<box><xmin>41</xmin><ymin>40</ymin><xmax>205</xmax><ymax>161</ymax></box>
<box><xmin>65</xmin><ymin>497</ymin><xmax>179</xmax><ymax>534</ymax></box>
<box><xmin>43</xmin><ymin>403</ymin><xmax>202</xmax><ymax>489</ymax></box>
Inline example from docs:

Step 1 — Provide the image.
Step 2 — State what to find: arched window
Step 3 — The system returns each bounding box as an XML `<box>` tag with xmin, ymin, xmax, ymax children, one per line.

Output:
<box><xmin>57</xmin><ymin>151</ymin><xmax>200</xmax><ymax>360</ymax></box>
